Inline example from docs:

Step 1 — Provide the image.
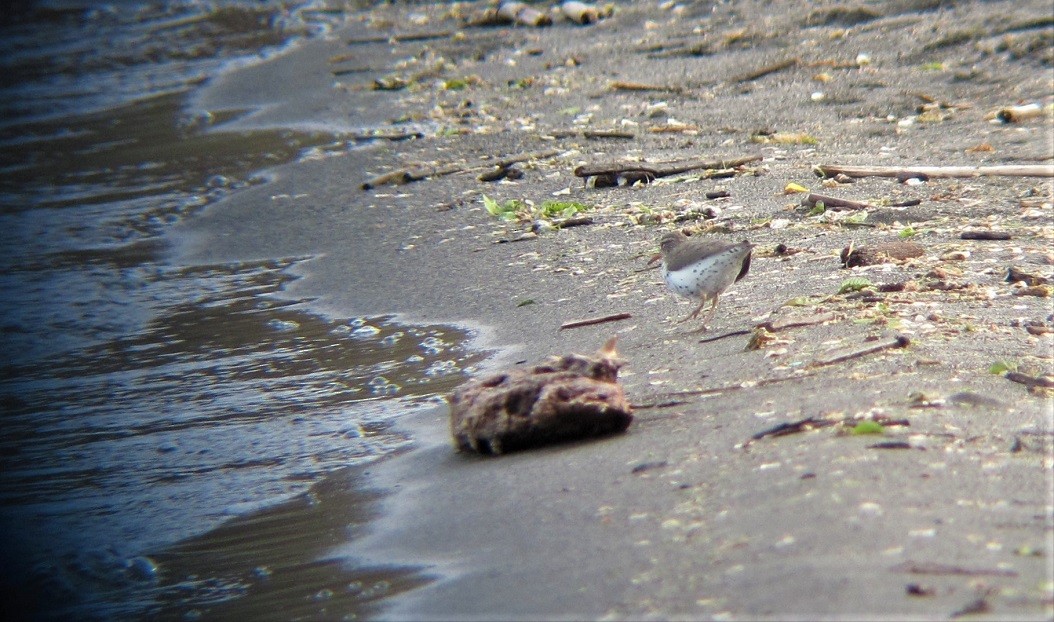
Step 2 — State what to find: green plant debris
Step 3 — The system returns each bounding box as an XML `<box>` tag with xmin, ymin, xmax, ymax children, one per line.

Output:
<box><xmin>785</xmin><ymin>296</ymin><xmax>817</xmax><ymax>307</ymax></box>
<box><xmin>443</xmin><ymin>78</ymin><xmax>470</xmax><ymax>90</ymax></box>
<box><xmin>516</xmin><ymin>299</ymin><xmax>536</xmax><ymax>307</ymax></box>
<box><xmin>482</xmin><ymin>195</ymin><xmax>591</xmax><ymax>223</ymax></box>
<box><xmin>838</xmin><ymin>277</ymin><xmax>874</xmax><ymax>294</ymax></box>
<box><xmin>808</xmin><ymin>202</ymin><xmax>826</xmax><ymax>216</ymax></box>
<box><xmin>920</xmin><ymin>61</ymin><xmax>947</xmax><ymax>71</ymax></box>
<box><xmin>899</xmin><ymin>226</ymin><xmax>917</xmax><ymax>238</ymax></box>
<box><xmin>989</xmin><ymin>360</ymin><xmax>1018</xmax><ymax>375</ymax></box>
<box><xmin>850</xmin><ymin>420</ymin><xmax>884</xmax><ymax>435</ymax></box>
<box><xmin>843</xmin><ymin>211</ymin><xmax>869</xmax><ymax>225</ymax></box>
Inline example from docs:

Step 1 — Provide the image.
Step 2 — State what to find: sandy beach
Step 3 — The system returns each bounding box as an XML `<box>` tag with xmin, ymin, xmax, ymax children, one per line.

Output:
<box><xmin>175</xmin><ymin>0</ymin><xmax>1053</xmax><ymax>618</ymax></box>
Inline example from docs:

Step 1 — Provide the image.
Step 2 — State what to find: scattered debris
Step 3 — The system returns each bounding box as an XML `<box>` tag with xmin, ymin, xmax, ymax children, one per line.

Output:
<box><xmin>1005</xmin><ymin>371</ymin><xmax>1054</xmax><ymax>390</ymax></box>
<box><xmin>448</xmin><ymin>337</ymin><xmax>633</xmax><ymax>455</ymax></box>
<box><xmin>561</xmin><ymin>1</ymin><xmax>600</xmax><ymax>25</ymax></box>
<box><xmin>815</xmin><ymin>164</ymin><xmax>1054</xmax><ymax>179</ymax></box>
<box><xmin>363</xmin><ymin>148</ymin><xmax>562</xmax><ymax>190</ymax></box>
<box><xmin>1006</xmin><ymin>266</ymin><xmax>1051</xmax><ymax>287</ymax></box>
<box><xmin>990</xmin><ymin>102</ymin><xmax>1047</xmax><ymax>123</ymax></box>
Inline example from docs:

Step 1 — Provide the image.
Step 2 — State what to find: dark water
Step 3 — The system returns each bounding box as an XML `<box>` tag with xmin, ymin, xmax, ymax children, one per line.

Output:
<box><xmin>0</xmin><ymin>2</ymin><xmax>482</xmax><ymax>619</ymax></box>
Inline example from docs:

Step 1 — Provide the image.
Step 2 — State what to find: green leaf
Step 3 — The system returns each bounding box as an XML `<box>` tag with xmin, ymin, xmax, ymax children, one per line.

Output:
<box><xmin>899</xmin><ymin>226</ymin><xmax>917</xmax><ymax>238</ymax></box>
<box><xmin>516</xmin><ymin>299</ymin><xmax>535</xmax><ymax>307</ymax></box>
<box><xmin>850</xmin><ymin>420</ymin><xmax>884</xmax><ymax>435</ymax></box>
<box><xmin>989</xmin><ymin>360</ymin><xmax>1017</xmax><ymax>375</ymax></box>
<box><xmin>482</xmin><ymin>194</ymin><xmax>500</xmax><ymax>216</ymax></box>
<box><xmin>844</xmin><ymin>211</ymin><xmax>869</xmax><ymax>225</ymax></box>
<box><xmin>808</xmin><ymin>202</ymin><xmax>826</xmax><ymax>216</ymax></box>
<box><xmin>838</xmin><ymin>277</ymin><xmax>874</xmax><ymax>294</ymax></box>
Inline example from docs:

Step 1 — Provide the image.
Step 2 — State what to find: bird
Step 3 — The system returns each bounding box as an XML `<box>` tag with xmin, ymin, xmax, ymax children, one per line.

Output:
<box><xmin>649</xmin><ymin>230</ymin><xmax>753</xmax><ymax>331</ymax></box>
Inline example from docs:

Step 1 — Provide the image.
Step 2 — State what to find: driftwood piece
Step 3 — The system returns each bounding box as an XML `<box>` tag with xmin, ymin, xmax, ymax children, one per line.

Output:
<box><xmin>610</xmin><ymin>80</ymin><xmax>686</xmax><ymax>94</ymax></box>
<box><xmin>801</xmin><ymin>192</ymin><xmax>872</xmax><ymax>211</ymax></box>
<box><xmin>574</xmin><ymin>154</ymin><xmax>763</xmax><ymax>187</ymax></box>
<box><xmin>546</xmin><ymin>129</ymin><xmax>636</xmax><ymax>140</ymax></box>
<box><xmin>815</xmin><ymin>164</ymin><xmax>1054</xmax><ymax>179</ymax></box>
<box><xmin>498</xmin><ymin>1</ymin><xmax>552</xmax><ymax>26</ymax></box>
<box><xmin>561</xmin><ymin>1</ymin><xmax>599</xmax><ymax>24</ymax></box>
<box><xmin>449</xmin><ymin>337</ymin><xmax>633</xmax><ymax>455</ymax></box>
<box><xmin>841</xmin><ymin>241</ymin><xmax>925</xmax><ymax>267</ymax></box>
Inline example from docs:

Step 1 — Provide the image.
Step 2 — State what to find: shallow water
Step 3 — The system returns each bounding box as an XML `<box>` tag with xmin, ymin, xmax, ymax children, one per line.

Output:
<box><xmin>0</xmin><ymin>3</ymin><xmax>482</xmax><ymax>619</ymax></box>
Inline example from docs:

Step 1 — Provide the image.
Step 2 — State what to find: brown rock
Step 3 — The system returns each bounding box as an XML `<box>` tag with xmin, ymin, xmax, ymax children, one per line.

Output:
<box><xmin>449</xmin><ymin>337</ymin><xmax>633</xmax><ymax>455</ymax></box>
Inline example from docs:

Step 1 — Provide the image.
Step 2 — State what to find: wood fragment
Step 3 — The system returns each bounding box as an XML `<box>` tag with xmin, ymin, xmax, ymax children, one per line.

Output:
<box><xmin>801</xmin><ymin>192</ymin><xmax>873</xmax><ymax>211</ymax></box>
<box><xmin>841</xmin><ymin>242</ymin><xmax>925</xmax><ymax>267</ymax></box>
<box><xmin>610</xmin><ymin>80</ymin><xmax>686</xmax><ymax>94</ymax></box>
<box><xmin>757</xmin><ymin>312</ymin><xmax>838</xmax><ymax>333</ymax></box>
<box><xmin>732</xmin><ymin>57</ymin><xmax>800</xmax><ymax>83</ymax></box>
<box><xmin>815</xmin><ymin>164</ymin><xmax>1054</xmax><ymax>179</ymax></box>
<box><xmin>551</xmin><ymin>216</ymin><xmax>594</xmax><ymax>230</ymax></box>
<box><xmin>1006</xmin><ymin>266</ymin><xmax>1051</xmax><ymax>286</ymax></box>
<box><xmin>561</xmin><ymin>1</ymin><xmax>599</xmax><ymax>25</ymax></box>
<box><xmin>560</xmin><ymin>312</ymin><xmax>633</xmax><ymax>330</ymax></box>
<box><xmin>867</xmin><ymin>441</ymin><xmax>919</xmax><ymax>450</ymax></box>
<box><xmin>574</xmin><ymin>155</ymin><xmax>763</xmax><ymax>185</ymax></box>
<box><xmin>891</xmin><ymin>561</ymin><xmax>1018</xmax><ymax>578</ymax></box>
<box><xmin>346</xmin><ymin>30</ymin><xmax>453</xmax><ymax>45</ymax></box>
<box><xmin>1005</xmin><ymin>372</ymin><xmax>1054</xmax><ymax>389</ymax></box>
<box><xmin>497</xmin><ymin>1</ymin><xmax>552</xmax><ymax>27</ymax></box>
<box><xmin>810</xmin><ymin>335</ymin><xmax>910</xmax><ymax>368</ymax></box>
<box><xmin>960</xmin><ymin>229</ymin><xmax>1012</xmax><ymax>240</ymax></box>
<box><xmin>363</xmin><ymin>149</ymin><xmax>562</xmax><ymax>190</ymax></box>
<box><xmin>750</xmin><ymin>416</ymin><xmax>830</xmax><ymax>441</ymax></box>
<box><xmin>547</xmin><ymin>129</ymin><xmax>636</xmax><ymax>140</ymax></box>
<box><xmin>950</xmin><ymin>598</ymin><xmax>990</xmax><ymax>619</ymax></box>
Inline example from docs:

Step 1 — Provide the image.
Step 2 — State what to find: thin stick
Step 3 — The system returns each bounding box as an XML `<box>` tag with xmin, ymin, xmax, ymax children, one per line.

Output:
<box><xmin>559</xmin><ymin>312</ymin><xmax>632</xmax><ymax>330</ymax></box>
<box><xmin>811</xmin><ymin>335</ymin><xmax>910</xmax><ymax>368</ymax></box>
<box><xmin>732</xmin><ymin>57</ymin><xmax>800</xmax><ymax>83</ymax></box>
<box><xmin>574</xmin><ymin>154</ymin><xmax>763</xmax><ymax>180</ymax></box>
<box><xmin>815</xmin><ymin>164</ymin><xmax>1054</xmax><ymax>179</ymax></box>
<box><xmin>347</xmin><ymin>30</ymin><xmax>453</xmax><ymax>45</ymax></box>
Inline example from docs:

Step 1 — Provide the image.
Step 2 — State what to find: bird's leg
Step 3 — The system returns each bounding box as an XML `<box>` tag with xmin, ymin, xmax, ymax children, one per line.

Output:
<box><xmin>678</xmin><ymin>296</ymin><xmax>709</xmax><ymax>323</ymax></box>
<box><xmin>687</xmin><ymin>298</ymin><xmax>720</xmax><ymax>334</ymax></box>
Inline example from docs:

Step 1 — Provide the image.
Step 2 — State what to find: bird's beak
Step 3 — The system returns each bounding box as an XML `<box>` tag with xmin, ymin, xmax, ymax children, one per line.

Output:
<box><xmin>646</xmin><ymin>252</ymin><xmax>662</xmax><ymax>267</ymax></box>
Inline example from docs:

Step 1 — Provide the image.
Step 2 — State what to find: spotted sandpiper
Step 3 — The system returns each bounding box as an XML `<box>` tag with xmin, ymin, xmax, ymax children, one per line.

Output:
<box><xmin>649</xmin><ymin>231</ymin><xmax>753</xmax><ymax>331</ymax></box>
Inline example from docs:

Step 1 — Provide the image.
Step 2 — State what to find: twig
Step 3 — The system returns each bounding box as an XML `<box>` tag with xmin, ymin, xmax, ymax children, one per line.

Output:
<box><xmin>610</xmin><ymin>80</ymin><xmax>687</xmax><ymax>94</ymax></box>
<box><xmin>347</xmin><ymin>30</ymin><xmax>453</xmax><ymax>45</ymax></box>
<box><xmin>891</xmin><ymin>561</ymin><xmax>1018</xmax><ymax>578</ymax></box>
<box><xmin>697</xmin><ymin>329</ymin><xmax>751</xmax><ymax>343</ymax></box>
<box><xmin>547</xmin><ymin>129</ymin><xmax>636</xmax><ymax>140</ymax></box>
<box><xmin>732</xmin><ymin>57</ymin><xmax>800</xmax><ymax>83</ymax></box>
<box><xmin>810</xmin><ymin>335</ymin><xmax>911</xmax><ymax>368</ymax></box>
<box><xmin>559</xmin><ymin>312</ymin><xmax>632</xmax><ymax>330</ymax></box>
<box><xmin>815</xmin><ymin>164</ymin><xmax>1054</xmax><ymax>179</ymax></box>
<box><xmin>551</xmin><ymin>216</ymin><xmax>594</xmax><ymax>229</ymax></box>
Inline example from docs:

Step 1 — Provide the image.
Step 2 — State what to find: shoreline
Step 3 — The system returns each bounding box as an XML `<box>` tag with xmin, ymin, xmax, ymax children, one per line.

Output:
<box><xmin>175</xmin><ymin>1</ymin><xmax>1053</xmax><ymax>619</ymax></box>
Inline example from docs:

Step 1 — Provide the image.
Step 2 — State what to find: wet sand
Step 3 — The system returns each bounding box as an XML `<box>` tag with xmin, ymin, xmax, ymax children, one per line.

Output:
<box><xmin>175</xmin><ymin>1</ymin><xmax>1053</xmax><ymax>619</ymax></box>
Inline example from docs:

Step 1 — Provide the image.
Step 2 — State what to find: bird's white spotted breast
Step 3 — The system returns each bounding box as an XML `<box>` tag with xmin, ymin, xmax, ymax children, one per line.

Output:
<box><xmin>662</xmin><ymin>248</ymin><xmax>741</xmax><ymax>298</ymax></box>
